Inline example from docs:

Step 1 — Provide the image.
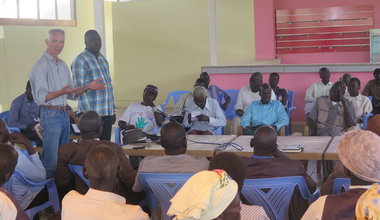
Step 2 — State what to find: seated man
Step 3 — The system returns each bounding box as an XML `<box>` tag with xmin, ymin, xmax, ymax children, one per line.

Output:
<box><xmin>304</xmin><ymin>67</ymin><xmax>334</xmax><ymax>114</ymax></box>
<box><xmin>363</xmin><ymin>68</ymin><xmax>380</xmax><ymax>114</ymax></box>
<box><xmin>232</xmin><ymin>72</ymin><xmax>275</xmax><ymax>134</ymax></box>
<box><xmin>200</xmin><ymin>72</ymin><xmax>231</xmax><ymax>111</ymax></box>
<box><xmin>118</xmin><ymin>85</ymin><xmax>163</xmax><ymax>134</ymax></box>
<box><xmin>302</xmin><ymin>130</ymin><xmax>380</xmax><ymax>219</ymax></box>
<box><xmin>133</xmin><ymin>122</ymin><xmax>209</xmax><ymax>192</ymax></box>
<box><xmin>0</xmin><ymin>119</ymin><xmax>46</xmax><ymax>211</ymax></box>
<box><xmin>241</xmin><ymin>83</ymin><xmax>288</xmax><ymax>135</ymax></box>
<box><xmin>183</xmin><ymin>86</ymin><xmax>226</xmax><ymax>135</ymax></box>
<box><xmin>346</xmin><ymin>78</ymin><xmax>372</xmax><ymax>126</ymax></box>
<box><xmin>269</xmin><ymin>72</ymin><xmax>288</xmax><ymax>107</ymax></box>
<box><xmin>9</xmin><ymin>81</ymin><xmax>42</xmax><ymax>147</ymax></box>
<box><xmin>62</xmin><ymin>146</ymin><xmax>149</xmax><ymax>220</ymax></box>
<box><xmin>241</xmin><ymin>125</ymin><xmax>316</xmax><ymax>219</ymax></box>
<box><xmin>173</xmin><ymin>78</ymin><xmax>208</xmax><ymax>116</ymax></box>
<box><xmin>0</xmin><ymin>143</ymin><xmax>29</xmax><ymax>220</ymax></box>
<box><xmin>308</xmin><ymin>81</ymin><xmax>356</xmax><ymax>137</ymax></box>
<box><xmin>55</xmin><ymin>111</ymin><xmax>137</xmax><ymax>203</ymax></box>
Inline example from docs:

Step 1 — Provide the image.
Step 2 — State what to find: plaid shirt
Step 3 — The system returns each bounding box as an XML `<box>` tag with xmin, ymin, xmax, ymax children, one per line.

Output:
<box><xmin>71</xmin><ymin>49</ymin><xmax>115</xmax><ymax>116</ymax></box>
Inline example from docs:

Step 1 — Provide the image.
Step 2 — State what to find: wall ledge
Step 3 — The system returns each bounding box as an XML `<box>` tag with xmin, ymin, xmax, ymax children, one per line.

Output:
<box><xmin>202</xmin><ymin>63</ymin><xmax>380</xmax><ymax>74</ymax></box>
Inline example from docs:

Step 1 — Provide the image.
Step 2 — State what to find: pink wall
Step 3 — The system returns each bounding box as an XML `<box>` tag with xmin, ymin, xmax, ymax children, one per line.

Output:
<box><xmin>254</xmin><ymin>0</ymin><xmax>380</xmax><ymax>64</ymax></box>
<box><xmin>210</xmin><ymin>72</ymin><xmax>373</xmax><ymax>122</ymax></box>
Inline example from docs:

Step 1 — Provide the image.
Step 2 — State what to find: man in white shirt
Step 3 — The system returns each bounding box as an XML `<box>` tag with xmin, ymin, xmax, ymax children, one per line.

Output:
<box><xmin>62</xmin><ymin>145</ymin><xmax>149</xmax><ymax>220</ymax></box>
<box><xmin>231</xmin><ymin>72</ymin><xmax>275</xmax><ymax>135</ymax></box>
<box><xmin>304</xmin><ymin>67</ymin><xmax>334</xmax><ymax>114</ymax></box>
<box><xmin>183</xmin><ymin>86</ymin><xmax>226</xmax><ymax>135</ymax></box>
<box><xmin>346</xmin><ymin>78</ymin><xmax>372</xmax><ymax>126</ymax></box>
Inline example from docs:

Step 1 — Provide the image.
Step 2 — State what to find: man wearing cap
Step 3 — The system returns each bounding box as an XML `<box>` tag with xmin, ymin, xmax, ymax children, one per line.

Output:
<box><xmin>302</xmin><ymin>130</ymin><xmax>380</xmax><ymax>219</ymax></box>
<box><xmin>72</xmin><ymin>30</ymin><xmax>116</xmax><ymax>141</ymax></box>
<box><xmin>118</xmin><ymin>85</ymin><xmax>163</xmax><ymax>134</ymax></box>
<box><xmin>241</xmin><ymin>125</ymin><xmax>315</xmax><ymax>220</ymax></box>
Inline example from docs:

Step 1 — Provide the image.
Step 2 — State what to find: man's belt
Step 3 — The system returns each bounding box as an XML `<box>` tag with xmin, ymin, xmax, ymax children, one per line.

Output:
<box><xmin>41</xmin><ymin>105</ymin><xmax>70</xmax><ymax>111</ymax></box>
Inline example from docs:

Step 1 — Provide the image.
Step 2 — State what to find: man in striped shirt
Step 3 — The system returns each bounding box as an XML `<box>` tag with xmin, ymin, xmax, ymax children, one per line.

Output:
<box><xmin>72</xmin><ymin>30</ymin><xmax>116</xmax><ymax>141</ymax></box>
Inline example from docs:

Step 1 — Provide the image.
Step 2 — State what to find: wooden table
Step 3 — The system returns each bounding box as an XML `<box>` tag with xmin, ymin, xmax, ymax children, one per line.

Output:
<box><xmin>324</xmin><ymin>136</ymin><xmax>341</xmax><ymax>160</ymax></box>
<box><xmin>122</xmin><ymin>135</ymin><xmax>237</xmax><ymax>157</ymax></box>
<box><xmin>223</xmin><ymin>135</ymin><xmax>333</xmax><ymax>160</ymax></box>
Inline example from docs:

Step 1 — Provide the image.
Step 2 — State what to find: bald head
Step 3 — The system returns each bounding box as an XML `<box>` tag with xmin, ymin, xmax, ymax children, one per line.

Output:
<box><xmin>366</xmin><ymin>115</ymin><xmax>380</xmax><ymax>136</ymax></box>
<box><xmin>78</xmin><ymin>111</ymin><xmax>103</xmax><ymax>139</ymax></box>
<box><xmin>85</xmin><ymin>30</ymin><xmax>101</xmax><ymax>55</ymax></box>
<box><xmin>85</xmin><ymin>145</ymin><xmax>119</xmax><ymax>190</ymax></box>
<box><xmin>0</xmin><ymin>144</ymin><xmax>18</xmax><ymax>186</ymax></box>
<box><xmin>251</xmin><ymin>125</ymin><xmax>277</xmax><ymax>156</ymax></box>
<box><xmin>0</xmin><ymin>119</ymin><xmax>10</xmax><ymax>144</ymax></box>
<box><xmin>160</xmin><ymin>122</ymin><xmax>187</xmax><ymax>155</ymax></box>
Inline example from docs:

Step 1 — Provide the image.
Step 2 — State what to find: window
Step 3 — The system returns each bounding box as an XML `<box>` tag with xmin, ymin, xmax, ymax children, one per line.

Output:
<box><xmin>0</xmin><ymin>0</ymin><xmax>76</xmax><ymax>26</ymax></box>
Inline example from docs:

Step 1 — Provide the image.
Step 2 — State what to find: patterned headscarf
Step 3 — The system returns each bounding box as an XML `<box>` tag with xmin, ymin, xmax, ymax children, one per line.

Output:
<box><xmin>167</xmin><ymin>170</ymin><xmax>238</xmax><ymax>220</ymax></box>
<box><xmin>338</xmin><ymin>130</ymin><xmax>380</xmax><ymax>183</ymax></box>
<box><xmin>356</xmin><ymin>184</ymin><xmax>380</xmax><ymax>219</ymax></box>
<box><xmin>144</xmin><ymin>84</ymin><xmax>158</xmax><ymax>96</ymax></box>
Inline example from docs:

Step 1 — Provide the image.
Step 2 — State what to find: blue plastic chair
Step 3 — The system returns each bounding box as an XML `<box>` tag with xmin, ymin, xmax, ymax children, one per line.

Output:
<box><xmin>5</xmin><ymin>170</ymin><xmax>60</xmax><ymax>219</ymax></box>
<box><xmin>140</xmin><ymin>173</ymin><xmax>194</xmax><ymax>220</ymax></box>
<box><xmin>68</xmin><ymin>164</ymin><xmax>90</xmax><ymax>187</ymax></box>
<box><xmin>362</xmin><ymin>96</ymin><xmax>373</xmax><ymax>129</ymax></box>
<box><xmin>241</xmin><ymin>176</ymin><xmax>320</xmax><ymax>220</ymax></box>
<box><xmin>224</xmin><ymin>89</ymin><xmax>239</xmax><ymax>120</ymax></box>
<box><xmin>115</xmin><ymin>127</ymin><xmax>122</xmax><ymax>146</ymax></box>
<box><xmin>332</xmin><ymin>178</ymin><xmax>351</xmax><ymax>194</ymax></box>
<box><xmin>285</xmin><ymin>91</ymin><xmax>296</xmax><ymax>136</ymax></box>
<box><xmin>0</xmin><ymin>110</ymin><xmax>10</xmax><ymax>123</ymax></box>
<box><xmin>160</xmin><ymin>91</ymin><xmax>191</xmax><ymax>113</ymax></box>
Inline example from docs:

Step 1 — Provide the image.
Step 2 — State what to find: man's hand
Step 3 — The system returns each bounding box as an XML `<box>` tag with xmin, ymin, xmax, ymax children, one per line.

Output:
<box><xmin>244</xmin><ymin>126</ymin><xmax>254</xmax><ymax>135</ymax></box>
<box><xmin>339</xmin><ymin>84</ymin><xmax>346</xmax><ymax>102</ymax></box>
<box><xmin>196</xmin><ymin>114</ymin><xmax>210</xmax><ymax>122</ymax></box>
<box><xmin>9</xmin><ymin>133</ymin><xmax>35</xmax><ymax>155</ymax></box>
<box><xmin>220</xmin><ymin>103</ymin><xmax>228</xmax><ymax>111</ymax></box>
<box><xmin>60</xmin><ymin>85</ymin><xmax>82</xmax><ymax>95</ymax></box>
<box><xmin>236</xmin><ymin>109</ymin><xmax>244</xmax><ymax>117</ymax></box>
<box><xmin>87</xmin><ymin>78</ymin><xmax>106</xmax><ymax>91</ymax></box>
<box><xmin>112</xmin><ymin>114</ymin><xmax>116</xmax><ymax>125</ymax></box>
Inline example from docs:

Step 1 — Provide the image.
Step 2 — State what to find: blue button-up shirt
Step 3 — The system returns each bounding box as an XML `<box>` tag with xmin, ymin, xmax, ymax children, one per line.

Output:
<box><xmin>240</xmin><ymin>100</ymin><xmax>289</xmax><ymax>131</ymax></box>
<box><xmin>71</xmin><ymin>49</ymin><xmax>115</xmax><ymax>116</ymax></box>
<box><xmin>183</xmin><ymin>98</ymin><xmax>226</xmax><ymax>133</ymax></box>
<box><xmin>8</xmin><ymin>94</ymin><xmax>40</xmax><ymax>129</ymax></box>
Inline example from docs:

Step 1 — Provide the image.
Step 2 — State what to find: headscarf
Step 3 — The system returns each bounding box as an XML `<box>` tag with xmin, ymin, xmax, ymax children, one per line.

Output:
<box><xmin>356</xmin><ymin>184</ymin><xmax>380</xmax><ymax>220</ymax></box>
<box><xmin>144</xmin><ymin>84</ymin><xmax>158</xmax><ymax>96</ymax></box>
<box><xmin>167</xmin><ymin>170</ymin><xmax>238</xmax><ymax>220</ymax></box>
<box><xmin>338</xmin><ymin>130</ymin><xmax>380</xmax><ymax>183</ymax></box>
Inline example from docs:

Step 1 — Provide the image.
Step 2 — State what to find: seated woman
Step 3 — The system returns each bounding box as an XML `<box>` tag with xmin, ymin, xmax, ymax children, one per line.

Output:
<box><xmin>183</xmin><ymin>86</ymin><xmax>226</xmax><ymax>135</ymax></box>
<box><xmin>118</xmin><ymin>85</ymin><xmax>163</xmax><ymax>135</ymax></box>
<box><xmin>167</xmin><ymin>170</ymin><xmax>239</xmax><ymax>220</ymax></box>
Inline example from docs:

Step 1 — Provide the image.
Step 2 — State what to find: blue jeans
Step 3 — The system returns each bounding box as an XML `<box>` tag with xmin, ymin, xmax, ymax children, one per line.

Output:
<box><xmin>40</xmin><ymin>108</ymin><xmax>70</xmax><ymax>178</ymax></box>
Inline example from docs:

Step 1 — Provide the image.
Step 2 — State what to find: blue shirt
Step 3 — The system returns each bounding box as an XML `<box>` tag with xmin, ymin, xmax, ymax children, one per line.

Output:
<box><xmin>240</xmin><ymin>100</ymin><xmax>289</xmax><ymax>131</ymax></box>
<box><xmin>208</xmin><ymin>85</ymin><xmax>230</xmax><ymax>106</ymax></box>
<box><xmin>9</xmin><ymin>94</ymin><xmax>40</xmax><ymax>129</ymax></box>
<box><xmin>71</xmin><ymin>49</ymin><xmax>115</xmax><ymax>116</ymax></box>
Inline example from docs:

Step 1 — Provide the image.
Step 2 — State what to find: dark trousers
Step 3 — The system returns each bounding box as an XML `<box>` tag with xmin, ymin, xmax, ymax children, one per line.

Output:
<box><xmin>21</xmin><ymin>129</ymin><xmax>43</xmax><ymax>147</ymax></box>
<box><xmin>100</xmin><ymin>116</ymin><xmax>114</xmax><ymax>141</ymax></box>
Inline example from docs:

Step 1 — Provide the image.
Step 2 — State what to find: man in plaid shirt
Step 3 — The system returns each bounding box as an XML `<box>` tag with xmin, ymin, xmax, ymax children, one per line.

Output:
<box><xmin>72</xmin><ymin>30</ymin><xmax>116</xmax><ymax>141</ymax></box>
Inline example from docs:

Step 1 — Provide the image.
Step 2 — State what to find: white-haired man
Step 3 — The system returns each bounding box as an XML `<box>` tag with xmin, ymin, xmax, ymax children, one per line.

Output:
<box><xmin>183</xmin><ymin>86</ymin><xmax>226</xmax><ymax>135</ymax></box>
<box><xmin>29</xmin><ymin>29</ymin><xmax>105</xmax><ymax>178</ymax></box>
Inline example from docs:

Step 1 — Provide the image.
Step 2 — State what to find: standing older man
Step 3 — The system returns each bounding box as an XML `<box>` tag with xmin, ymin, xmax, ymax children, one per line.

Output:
<box><xmin>72</xmin><ymin>30</ymin><xmax>116</xmax><ymax>141</ymax></box>
<box><xmin>241</xmin><ymin>83</ymin><xmax>288</xmax><ymax>135</ymax></box>
<box><xmin>29</xmin><ymin>29</ymin><xmax>105</xmax><ymax>178</ymax></box>
<box><xmin>183</xmin><ymin>86</ymin><xmax>226</xmax><ymax>135</ymax></box>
